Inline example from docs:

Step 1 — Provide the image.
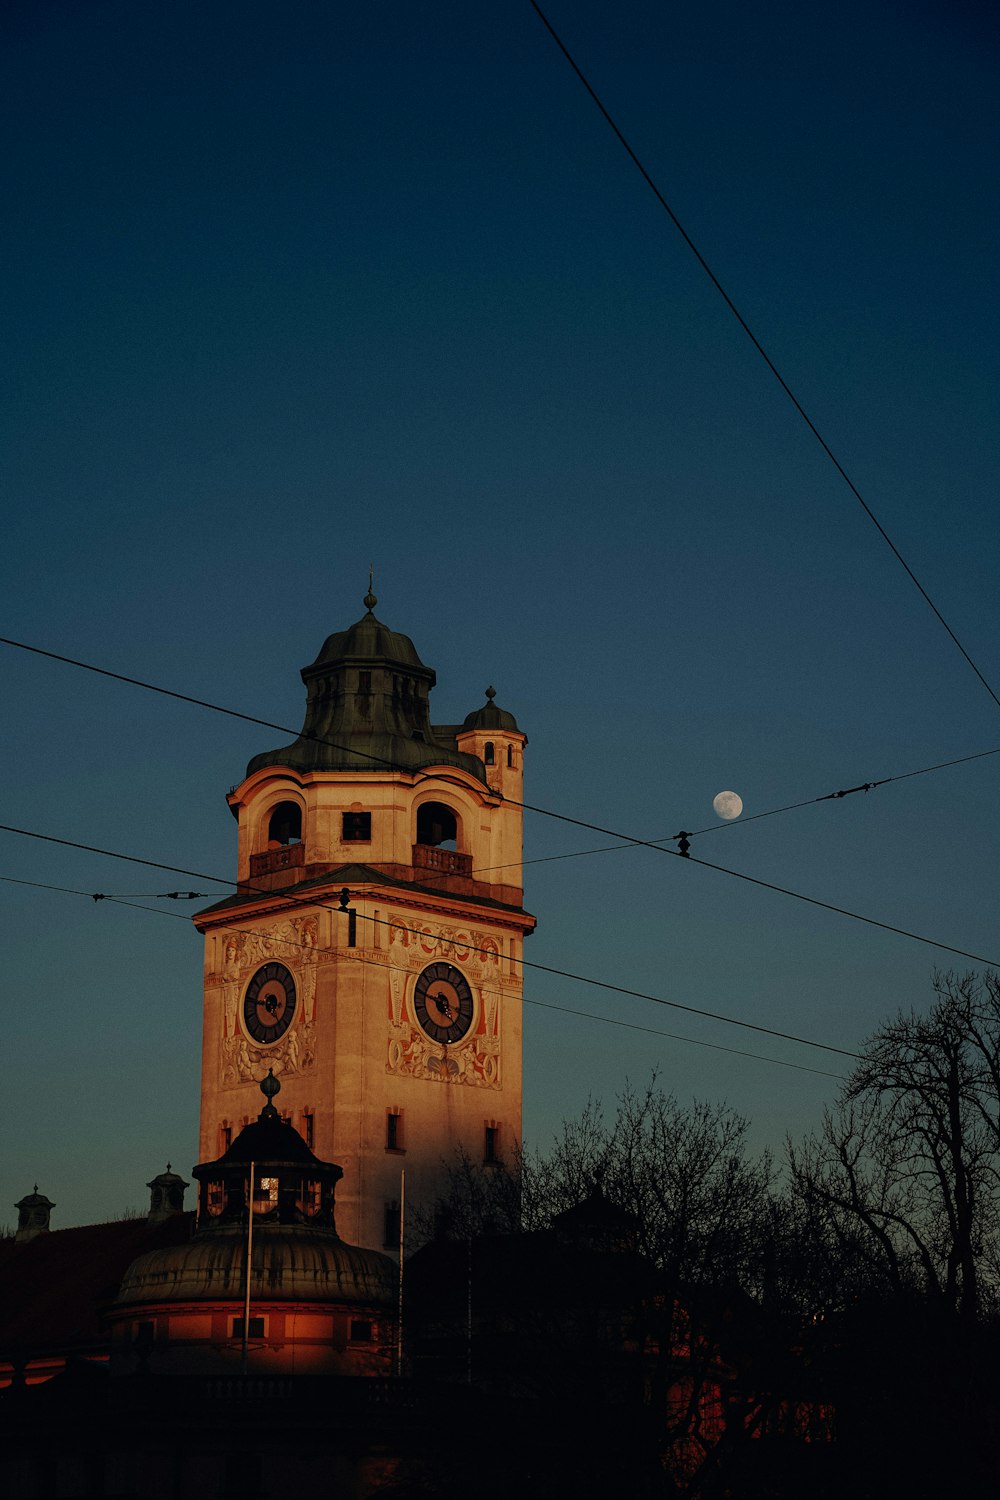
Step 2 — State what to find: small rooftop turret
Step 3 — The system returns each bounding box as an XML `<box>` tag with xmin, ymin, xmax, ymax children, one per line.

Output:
<box><xmin>146</xmin><ymin>1164</ymin><xmax>189</xmax><ymax>1223</ymax></box>
<box><xmin>15</xmin><ymin>1186</ymin><xmax>54</xmax><ymax>1242</ymax></box>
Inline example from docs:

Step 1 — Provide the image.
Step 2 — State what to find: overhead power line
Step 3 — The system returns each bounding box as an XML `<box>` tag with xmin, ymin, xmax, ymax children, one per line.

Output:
<box><xmin>1</xmin><ymin>633</ymin><xmax>996</xmax><ymax>960</ymax></box>
<box><xmin>450</xmin><ymin>742</ymin><xmax>1000</xmax><ymax>879</ymax></box>
<box><xmin>0</xmin><ymin>820</ymin><xmax>861</xmax><ymax>1061</ymax></box>
<box><xmin>526</xmin><ymin>1</ymin><xmax>1000</xmax><ymax>715</ymax></box>
<box><xmin>0</xmin><ymin>869</ymin><xmax>846</xmax><ymax>1081</ymax></box>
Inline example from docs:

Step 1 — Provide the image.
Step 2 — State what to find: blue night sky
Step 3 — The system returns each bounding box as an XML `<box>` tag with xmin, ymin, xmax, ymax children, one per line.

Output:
<box><xmin>3</xmin><ymin>1</ymin><xmax>999</xmax><ymax>1229</ymax></box>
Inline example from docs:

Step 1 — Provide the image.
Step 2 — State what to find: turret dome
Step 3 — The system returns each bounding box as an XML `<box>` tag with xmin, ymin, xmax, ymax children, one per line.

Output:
<box><xmin>245</xmin><ymin>592</ymin><xmax>487</xmax><ymax>782</ymax></box>
<box><xmin>462</xmin><ymin>686</ymin><xmax>521</xmax><ymax>734</ymax></box>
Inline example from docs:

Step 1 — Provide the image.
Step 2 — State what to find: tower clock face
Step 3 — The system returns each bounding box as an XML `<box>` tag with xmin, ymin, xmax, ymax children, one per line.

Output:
<box><xmin>413</xmin><ymin>963</ymin><xmax>475</xmax><ymax>1045</ymax></box>
<box><xmin>243</xmin><ymin>962</ymin><xmax>296</xmax><ymax>1045</ymax></box>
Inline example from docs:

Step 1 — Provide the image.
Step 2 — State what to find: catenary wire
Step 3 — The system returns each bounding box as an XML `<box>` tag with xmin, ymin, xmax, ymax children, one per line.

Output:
<box><xmin>1</xmin><ymin>762</ymin><xmax>996</xmax><ymax>978</ymax></box>
<box><xmin>2</xmin><ymin>633</ymin><xmax>998</xmax><ymax>943</ymax></box>
<box><xmin>0</xmin><ymin>870</ymin><xmax>846</xmax><ymax>1080</ymax></box>
<box><xmin>468</xmin><ymin>742</ymin><xmax>1000</xmax><ymax>878</ymax></box>
<box><xmin>526</xmin><ymin>2</ymin><xmax>1000</xmax><ymax>716</ymax></box>
<box><xmin>0</xmin><ymin>822</ymin><xmax>861</xmax><ymax>1059</ymax></box>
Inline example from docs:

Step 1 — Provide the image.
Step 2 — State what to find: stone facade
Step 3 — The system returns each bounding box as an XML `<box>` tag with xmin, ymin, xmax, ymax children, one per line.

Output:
<box><xmin>195</xmin><ymin>602</ymin><xmax>535</xmax><ymax>1253</ymax></box>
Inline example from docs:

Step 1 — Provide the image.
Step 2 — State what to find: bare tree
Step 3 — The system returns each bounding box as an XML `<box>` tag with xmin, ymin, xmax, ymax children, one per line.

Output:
<box><xmin>788</xmin><ymin>972</ymin><xmax>1000</xmax><ymax>1323</ymax></box>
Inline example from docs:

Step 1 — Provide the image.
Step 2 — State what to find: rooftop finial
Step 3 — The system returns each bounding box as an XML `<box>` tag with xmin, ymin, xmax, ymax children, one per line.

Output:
<box><xmin>259</xmin><ymin>1067</ymin><xmax>282</xmax><ymax>1121</ymax></box>
<box><xmin>364</xmin><ymin>563</ymin><xmax>377</xmax><ymax>613</ymax></box>
<box><xmin>485</xmin><ymin>685</ymin><xmax>497</xmax><ymax>702</ymax></box>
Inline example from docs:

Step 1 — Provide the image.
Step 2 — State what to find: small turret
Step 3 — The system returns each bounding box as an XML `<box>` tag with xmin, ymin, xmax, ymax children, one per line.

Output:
<box><xmin>456</xmin><ymin>686</ymin><xmax>527</xmax><ymax>797</ymax></box>
<box><xmin>14</xmin><ymin>1186</ymin><xmax>54</xmax><ymax>1242</ymax></box>
<box><xmin>146</xmin><ymin>1164</ymin><xmax>189</xmax><ymax>1223</ymax></box>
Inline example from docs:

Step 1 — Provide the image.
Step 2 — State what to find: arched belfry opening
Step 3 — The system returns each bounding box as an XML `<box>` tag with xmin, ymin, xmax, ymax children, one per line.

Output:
<box><xmin>416</xmin><ymin>801</ymin><xmax>458</xmax><ymax>850</ymax></box>
<box><xmin>267</xmin><ymin>801</ymin><xmax>302</xmax><ymax>848</ymax></box>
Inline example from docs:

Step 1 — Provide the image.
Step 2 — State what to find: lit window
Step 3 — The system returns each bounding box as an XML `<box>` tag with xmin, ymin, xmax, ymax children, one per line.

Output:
<box><xmin>253</xmin><ymin>1176</ymin><xmax>278</xmax><ymax>1214</ymax></box>
<box><xmin>207</xmin><ymin>1181</ymin><xmax>226</xmax><ymax>1217</ymax></box>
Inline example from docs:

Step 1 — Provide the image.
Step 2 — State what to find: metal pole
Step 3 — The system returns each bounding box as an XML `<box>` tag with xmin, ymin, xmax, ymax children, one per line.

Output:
<box><xmin>242</xmin><ymin>1160</ymin><xmax>255</xmax><ymax>1377</ymax></box>
<box><xmin>397</xmin><ymin>1168</ymin><xmax>405</xmax><ymax>1376</ymax></box>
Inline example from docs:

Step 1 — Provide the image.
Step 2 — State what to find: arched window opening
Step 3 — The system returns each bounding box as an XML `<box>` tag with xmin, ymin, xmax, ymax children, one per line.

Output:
<box><xmin>416</xmin><ymin>801</ymin><xmax>458</xmax><ymax>850</ymax></box>
<box><xmin>297</xmin><ymin>1178</ymin><xmax>323</xmax><ymax>1218</ymax></box>
<box><xmin>507</xmin><ymin>745</ymin><xmax>514</xmax><ymax>768</ymax></box>
<box><xmin>484</xmin><ymin>741</ymin><xmax>495</xmax><ymax>765</ymax></box>
<box><xmin>267</xmin><ymin>801</ymin><xmax>301</xmax><ymax>847</ymax></box>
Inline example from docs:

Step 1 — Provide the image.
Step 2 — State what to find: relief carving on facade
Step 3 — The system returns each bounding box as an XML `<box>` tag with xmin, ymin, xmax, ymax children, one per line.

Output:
<box><xmin>386</xmin><ymin>1019</ymin><xmax>501</xmax><ymax>1089</ymax></box>
<box><xmin>385</xmin><ymin>920</ymin><xmax>504</xmax><ymax>1089</ymax></box>
<box><xmin>387</xmin><ymin>914</ymin><xmax>501</xmax><ymax>970</ymax></box>
<box><xmin>217</xmin><ymin>917</ymin><xmax>319</xmax><ymax>1088</ymax></box>
<box><xmin>220</xmin><ymin>1019</ymin><xmax>315</xmax><ymax>1089</ymax></box>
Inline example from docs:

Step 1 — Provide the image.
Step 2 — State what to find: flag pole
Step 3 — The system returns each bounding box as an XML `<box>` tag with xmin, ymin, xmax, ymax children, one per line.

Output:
<box><xmin>242</xmin><ymin>1160</ymin><xmax>255</xmax><ymax>1377</ymax></box>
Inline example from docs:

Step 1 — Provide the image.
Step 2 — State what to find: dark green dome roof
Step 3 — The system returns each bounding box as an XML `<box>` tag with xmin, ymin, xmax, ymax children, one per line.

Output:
<box><xmin>310</xmin><ymin>612</ymin><xmax>428</xmax><ymax>673</ymax></box>
<box><xmin>115</xmin><ymin>1226</ymin><xmax>396</xmax><ymax>1307</ymax></box>
<box><xmin>215</xmin><ymin>1113</ymin><xmax>319</xmax><ymax>1167</ymax></box>
<box><xmin>245</xmin><ymin>595</ymin><xmax>487</xmax><ymax>782</ymax></box>
<box><xmin>462</xmin><ymin>686</ymin><xmax>520</xmax><ymax>734</ymax></box>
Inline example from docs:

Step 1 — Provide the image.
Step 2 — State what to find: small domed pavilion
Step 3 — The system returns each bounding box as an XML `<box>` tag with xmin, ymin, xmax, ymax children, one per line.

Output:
<box><xmin>109</xmin><ymin>1073</ymin><xmax>396</xmax><ymax>1377</ymax></box>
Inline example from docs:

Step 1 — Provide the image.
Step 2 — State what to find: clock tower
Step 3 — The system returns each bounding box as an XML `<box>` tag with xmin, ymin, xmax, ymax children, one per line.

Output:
<box><xmin>195</xmin><ymin>592</ymin><xmax>535</xmax><ymax>1253</ymax></box>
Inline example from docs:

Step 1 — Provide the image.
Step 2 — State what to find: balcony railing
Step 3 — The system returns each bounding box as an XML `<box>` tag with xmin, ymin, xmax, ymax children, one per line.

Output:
<box><xmin>249</xmin><ymin>843</ymin><xmax>306</xmax><ymax>878</ymax></box>
<box><xmin>412</xmin><ymin>843</ymin><xmax>472</xmax><ymax>877</ymax></box>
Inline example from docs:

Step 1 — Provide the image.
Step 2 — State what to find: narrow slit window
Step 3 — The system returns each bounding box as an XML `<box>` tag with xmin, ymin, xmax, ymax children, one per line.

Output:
<box><xmin>484</xmin><ymin>741</ymin><xmax>495</xmax><ymax>765</ymax></box>
<box><xmin>484</xmin><ymin>1123</ymin><xmax>499</xmax><ymax>1165</ymax></box>
<box><xmin>384</xmin><ymin>1201</ymin><xmax>401</xmax><ymax>1248</ymax></box>
<box><xmin>386</xmin><ymin>1109</ymin><xmax>403</xmax><ymax>1151</ymax></box>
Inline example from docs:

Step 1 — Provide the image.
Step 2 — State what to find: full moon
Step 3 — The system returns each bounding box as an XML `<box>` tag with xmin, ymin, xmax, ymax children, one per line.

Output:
<box><xmin>712</xmin><ymin>790</ymin><xmax>743</xmax><ymax>820</ymax></box>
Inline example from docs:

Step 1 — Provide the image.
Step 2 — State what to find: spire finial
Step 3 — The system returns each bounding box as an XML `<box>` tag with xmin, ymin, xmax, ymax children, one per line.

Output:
<box><xmin>485</xmin><ymin>685</ymin><xmax>497</xmax><ymax>702</ymax></box>
<box><xmin>259</xmin><ymin>1067</ymin><xmax>282</xmax><ymax>1121</ymax></box>
<box><xmin>364</xmin><ymin>563</ymin><xmax>377</xmax><ymax>613</ymax></box>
